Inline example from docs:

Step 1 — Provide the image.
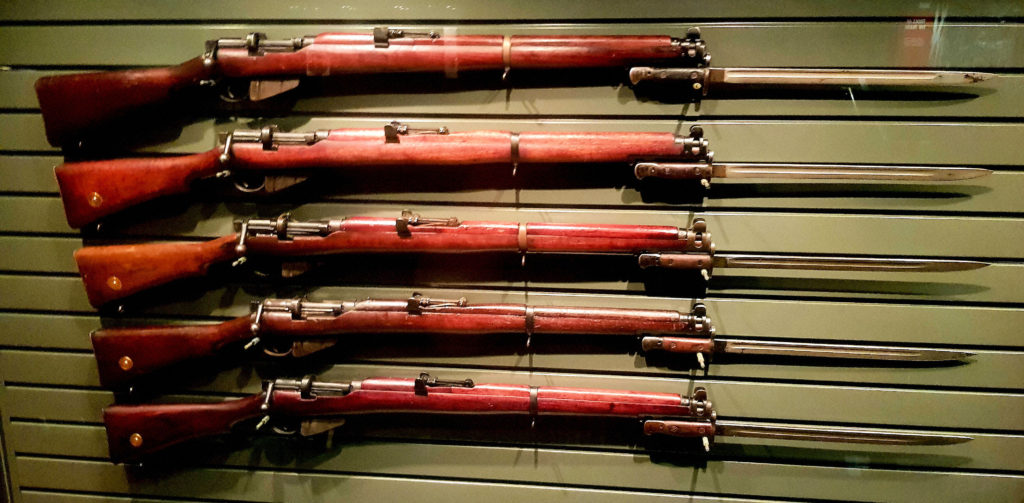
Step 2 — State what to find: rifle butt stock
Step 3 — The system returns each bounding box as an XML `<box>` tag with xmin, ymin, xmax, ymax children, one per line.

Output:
<box><xmin>56</xmin><ymin>150</ymin><xmax>222</xmax><ymax>228</ymax></box>
<box><xmin>103</xmin><ymin>394</ymin><xmax>265</xmax><ymax>463</ymax></box>
<box><xmin>35</xmin><ymin>58</ymin><xmax>212</xmax><ymax>146</ymax></box>
<box><xmin>75</xmin><ymin>235</ymin><xmax>240</xmax><ymax>307</ymax></box>
<box><xmin>91</xmin><ymin>316</ymin><xmax>253</xmax><ymax>387</ymax></box>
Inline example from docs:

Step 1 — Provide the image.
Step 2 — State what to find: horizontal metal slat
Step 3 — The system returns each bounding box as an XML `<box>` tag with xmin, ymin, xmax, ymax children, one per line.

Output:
<box><xmin>6</xmin><ymin>365</ymin><xmax>1024</xmax><ymax>430</ymax></box>
<box><xmin>3</xmin><ymin>0</ymin><xmax>1022</xmax><ymax>21</ymax></box>
<box><xmin>15</xmin><ymin>456</ymin><xmax>1024</xmax><ymax>503</ymax></box>
<box><xmin>5</xmin><ymin>286</ymin><xmax>1024</xmax><ymax>347</ymax></box>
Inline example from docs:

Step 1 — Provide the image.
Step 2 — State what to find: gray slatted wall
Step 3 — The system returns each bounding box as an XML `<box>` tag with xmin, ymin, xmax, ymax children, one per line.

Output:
<box><xmin>1</xmin><ymin>2</ymin><xmax>1023</xmax><ymax>502</ymax></box>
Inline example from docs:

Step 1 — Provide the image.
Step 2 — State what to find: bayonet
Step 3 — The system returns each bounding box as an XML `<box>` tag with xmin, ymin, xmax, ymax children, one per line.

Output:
<box><xmin>713</xmin><ymin>339</ymin><xmax>971</xmax><ymax>362</ymax></box>
<box><xmin>634</xmin><ymin>126</ymin><xmax>992</xmax><ymax>187</ymax></box>
<box><xmin>630</xmin><ymin>66</ymin><xmax>996</xmax><ymax>92</ymax></box>
<box><xmin>645</xmin><ymin>417</ymin><xmax>972</xmax><ymax>451</ymax></box>
<box><xmin>642</xmin><ymin>335</ymin><xmax>972</xmax><ymax>368</ymax></box>
<box><xmin>640</xmin><ymin>249</ymin><xmax>987</xmax><ymax>279</ymax></box>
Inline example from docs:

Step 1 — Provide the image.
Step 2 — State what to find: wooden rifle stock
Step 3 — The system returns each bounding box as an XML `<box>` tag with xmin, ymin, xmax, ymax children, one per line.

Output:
<box><xmin>90</xmin><ymin>296</ymin><xmax>709</xmax><ymax>387</ymax></box>
<box><xmin>91</xmin><ymin>316</ymin><xmax>253</xmax><ymax>388</ymax></box>
<box><xmin>35</xmin><ymin>58</ymin><xmax>212</xmax><ymax>147</ymax></box>
<box><xmin>36</xmin><ymin>31</ymin><xmax>689</xmax><ymax>146</ymax></box>
<box><xmin>56</xmin><ymin>150</ymin><xmax>222</xmax><ymax>229</ymax></box>
<box><xmin>104</xmin><ymin>394</ymin><xmax>265</xmax><ymax>463</ymax></box>
<box><xmin>75</xmin><ymin>235</ymin><xmax>240</xmax><ymax>307</ymax></box>
<box><xmin>54</xmin><ymin>127</ymin><xmax>696</xmax><ymax>228</ymax></box>
<box><xmin>104</xmin><ymin>375</ymin><xmax>701</xmax><ymax>462</ymax></box>
<box><xmin>74</xmin><ymin>215</ymin><xmax>704</xmax><ymax>307</ymax></box>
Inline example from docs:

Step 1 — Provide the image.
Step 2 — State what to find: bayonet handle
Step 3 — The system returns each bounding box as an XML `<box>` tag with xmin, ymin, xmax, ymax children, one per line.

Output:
<box><xmin>643</xmin><ymin>419</ymin><xmax>715</xmax><ymax>439</ymax></box>
<box><xmin>638</xmin><ymin>253</ymin><xmax>715</xmax><ymax>272</ymax></box>
<box><xmin>641</xmin><ymin>336</ymin><xmax>714</xmax><ymax>354</ymax></box>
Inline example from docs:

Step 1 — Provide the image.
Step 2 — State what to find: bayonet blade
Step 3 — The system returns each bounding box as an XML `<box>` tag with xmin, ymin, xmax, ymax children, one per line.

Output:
<box><xmin>715</xmin><ymin>420</ymin><xmax>972</xmax><ymax>445</ymax></box>
<box><xmin>714</xmin><ymin>163</ymin><xmax>992</xmax><ymax>182</ymax></box>
<box><xmin>713</xmin><ymin>68</ymin><xmax>996</xmax><ymax>88</ymax></box>
<box><xmin>713</xmin><ymin>254</ymin><xmax>988</xmax><ymax>273</ymax></box>
<box><xmin>719</xmin><ymin>339</ymin><xmax>972</xmax><ymax>362</ymax></box>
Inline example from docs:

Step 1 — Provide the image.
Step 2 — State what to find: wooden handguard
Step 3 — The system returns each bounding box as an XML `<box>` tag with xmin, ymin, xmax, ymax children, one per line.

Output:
<box><xmin>215</xmin><ymin>34</ymin><xmax>682</xmax><ymax>77</ymax></box>
<box><xmin>35</xmin><ymin>58</ymin><xmax>212</xmax><ymax>146</ymax></box>
<box><xmin>56</xmin><ymin>150</ymin><xmax>221</xmax><ymax>229</ymax></box>
<box><xmin>91</xmin><ymin>316</ymin><xmax>252</xmax><ymax>387</ymax></box>
<box><xmin>231</xmin><ymin>130</ymin><xmax>686</xmax><ymax>168</ymax></box>
<box><xmin>104</xmin><ymin>394</ymin><xmax>265</xmax><ymax>463</ymax></box>
<box><xmin>75</xmin><ymin>235</ymin><xmax>240</xmax><ymax>307</ymax></box>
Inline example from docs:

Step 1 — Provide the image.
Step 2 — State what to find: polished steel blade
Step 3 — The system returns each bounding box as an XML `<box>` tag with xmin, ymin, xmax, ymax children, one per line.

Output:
<box><xmin>713</xmin><ymin>254</ymin><xmax>988</xmax><ymax>272</ymax></box>
<box><xmin>714</xmin><ymin>68</ymin><xmax>996</xmax><ymax>87</ymax></box>
<box><xmin>716</xmin><ymin>420</ymin><xmax>972</xmax><ymax>445</ymax></box>
<box><xmin>714</xmin><ymin>163</ymin><xmax>992</xmax><ymax>182</ymax></box>
<box><xmin>719</xmin><ymin>339</ymin><xmax>972</xmax><ymax>362</ymax></box>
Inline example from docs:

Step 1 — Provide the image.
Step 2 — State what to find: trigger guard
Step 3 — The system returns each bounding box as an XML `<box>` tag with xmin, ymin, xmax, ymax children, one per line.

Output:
<box><xmin>262</xmin><ymin>340</ymin><xmax>294</xmax><ymax>357</ymax></box>
<box><xmin>270</xmin><ymin>420</ymin><xmax>300</xmax><ymax>436</ymax></box>
<box><xmin>232</xmin><ymin>173</ymin><xmax>268</xmax><ymax>193</ymax></box>
<box><xmin>218</xmin><ymin>80</ymin><xmax>252</xmax><ymax>103</ymax></box>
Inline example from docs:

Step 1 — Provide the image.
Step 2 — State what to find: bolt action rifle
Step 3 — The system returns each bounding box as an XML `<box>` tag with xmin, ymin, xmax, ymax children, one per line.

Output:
<box><xmin>72</xmin><ymin>212</ymin><xmax>986</xmax><ymax>307</ymax></box>
<box><xmin>54</xmin><ymin>123</ymin><xmax>991</xmax><ymax>229</ymax></box>
<box><xmin>92</xmin><ymin>293</ymin><xmax>971</xmax><ymax>388</ymax></box>
<box><xmin>35</xmin><ymin>27</ymin><xmax>995</xmax><ymax>146</ymax></box>
<box><xmin>102</xmin><ymin>373</ymin><xmax>971</xmax><ymax>463</ymax></box>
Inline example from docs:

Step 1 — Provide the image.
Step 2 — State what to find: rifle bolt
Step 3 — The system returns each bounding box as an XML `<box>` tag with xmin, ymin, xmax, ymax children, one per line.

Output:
<box><xmin>118</xmin><ymin>356</ymin><xmax>134</xmax><ymax>371</ymax></box>
<box><xmin>129</xmin><ymin>433</ymin><xmax>143</xmax><ymax>448</ymax></box>
<box><xmin>88</xmin><ymin>192</ymin><xmax>103</xmax><ymax>208</ymax></box>
<box><xmin>106</xmin><ymin>276</ymin><xmax>122</xmax><ymax>290</ymax></box>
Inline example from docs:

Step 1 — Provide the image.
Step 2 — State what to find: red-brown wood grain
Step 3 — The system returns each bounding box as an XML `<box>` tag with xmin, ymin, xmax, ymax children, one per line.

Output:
<box><xmin>91</xmin><ymin>316</ymin><xmax>253</xmax><ymax>387</ymax></box>
<box><xmin>229</xmin><ymin>130</ymin><xmax>685</xmax><ymax>169</ymax></box>
<box><xmin>103</xmin><ymin>377</ymin><xmax>700</xmax><ymax>461</ymax></box>
<box><xmin>246</xmin><ymin>218</ymin><xmax>688</xmax><ymax>256</ymax></box>
<box><xmin>91</xmin><ymin>299</ymin><xmax>701</xmax><ymax>386</ymax></box>
<box><xmin>35</xmin><ymin>57</ymin><xmax>212</xmax><ymax>146</ymax></box>
<box><xmin>104</xmin><ymin>394</ymin><xmax>265</xmax><ymax>463</ymax></box>
<box><xmin>56</xmin><ymin>149</ymin><xmax>222</xmax><ymax>228</ymax></box>
<box><xmin>75</xmin><ymin>217</ymin><xmax>693</xmax><ymax>306</ymax></box>
<box><xmin>215</xmin><ymin>34</ymin><xmax>681</xmax><ymax>77</ymax></box>
<box><xmin>36</xmin><ymin>33</ymin><xmax>683</xmax><ymax>147</ymax></box>
<box><xmin>269</xmin><ymin>378</ymin><xmax>693</xmax><ymax>418</ymax></box>
<box><xmin>75</xmin><ymin>235</ymin><xmax>240</xmax><ymax>307</ymax></box>
<box><xmin>259</xmin><ymin>303</ymin><xmax>694</xmax><ymax>336</ymax></box>
<box><xmin>55</xmin><ymin>128</ymin><xmax>687</xmax><ymax>228</ymax></box>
